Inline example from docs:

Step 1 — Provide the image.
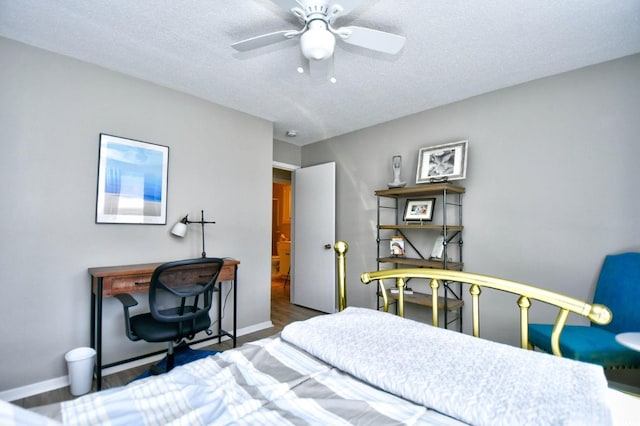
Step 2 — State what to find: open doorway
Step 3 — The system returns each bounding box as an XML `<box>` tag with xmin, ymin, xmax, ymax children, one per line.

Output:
<box><xmin>272</xmin><ymin>168</ymin><xmax>291</xmax><ymax>293</ymax></box>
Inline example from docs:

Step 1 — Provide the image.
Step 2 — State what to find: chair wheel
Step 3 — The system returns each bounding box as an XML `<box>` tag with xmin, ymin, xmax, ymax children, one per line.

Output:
<box><xmin>149</xmin><ymin>363</ymin><xmax>165</xmax><ymax>375</ymax></box>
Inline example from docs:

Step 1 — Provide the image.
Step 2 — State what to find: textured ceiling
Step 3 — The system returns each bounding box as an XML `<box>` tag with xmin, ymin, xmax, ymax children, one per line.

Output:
<box><xmin>1</xmin><ymin>0</ymin><xmax>639</xmax><ymax>146</ymax></box>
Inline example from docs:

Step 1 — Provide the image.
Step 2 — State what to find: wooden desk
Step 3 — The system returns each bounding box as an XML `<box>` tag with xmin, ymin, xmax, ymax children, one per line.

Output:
<box><xmin>89</xmin><ymin>259</ymin><xmax>239</xmax><ymax>390</ymax></box>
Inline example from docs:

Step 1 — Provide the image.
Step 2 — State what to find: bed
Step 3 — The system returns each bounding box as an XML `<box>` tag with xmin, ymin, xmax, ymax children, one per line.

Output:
<box><xmin>2</xmin><ymin>241</ymin><xmax>638</xmax><ymax>425</ymax></box>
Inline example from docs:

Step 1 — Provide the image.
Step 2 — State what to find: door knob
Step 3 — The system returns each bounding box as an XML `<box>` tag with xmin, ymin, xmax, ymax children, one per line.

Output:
<box><xmin>324</xmin><ymin>244</ymin><xmax>332</xmax><ymax>249</ymax></box>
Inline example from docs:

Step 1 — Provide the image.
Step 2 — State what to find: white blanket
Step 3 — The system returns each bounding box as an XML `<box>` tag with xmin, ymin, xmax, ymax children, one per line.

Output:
<box><xmin>281</xmin><ymin>307</ymin><xmax>612</xmax><ymax>426</ymax></box>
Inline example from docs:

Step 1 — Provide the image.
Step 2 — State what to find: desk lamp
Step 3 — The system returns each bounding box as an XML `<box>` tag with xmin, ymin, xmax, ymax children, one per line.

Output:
<box><xmin>170</xmin><ymin>210</ymin><xmax>216</xmax><ymax>258</ymax></box>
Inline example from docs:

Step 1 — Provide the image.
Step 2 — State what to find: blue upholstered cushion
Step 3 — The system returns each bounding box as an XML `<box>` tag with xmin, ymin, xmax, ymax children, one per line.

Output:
<box><xmin>528</xmin><ymin>324</ymin><xmax>640</xmax><ymax>367</ymax></box>
<box><xmin>593</xmin><ymin>252</ymin><xmax>640</xmax><ymax>335</ymax></box>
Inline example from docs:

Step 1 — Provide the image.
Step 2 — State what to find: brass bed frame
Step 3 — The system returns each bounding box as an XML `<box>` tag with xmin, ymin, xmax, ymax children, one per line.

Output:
<box><xmin>334</xmin><ymin>241</ymin><xmax>612</xmax><ymax>357</ymax></box>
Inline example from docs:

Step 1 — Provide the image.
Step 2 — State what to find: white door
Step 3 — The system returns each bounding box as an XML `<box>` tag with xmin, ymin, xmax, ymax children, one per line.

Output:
<box><xmin>291</xmin><ymin>162</ymin><xmax>336</xmax><ymax>313</ymax></box>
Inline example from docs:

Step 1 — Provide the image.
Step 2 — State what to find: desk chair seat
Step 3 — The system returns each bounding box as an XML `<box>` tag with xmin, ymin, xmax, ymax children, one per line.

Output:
<box><xmin>129</xmin><ymin>308</ymin><xmax>212</xmax><ymax>343</ymax></box>
<box><xmin>529</xmin><ymin>252</ymin><xmax>640</xmax><ymax>368</ymax></box>
<box><xmin>115</xmin><ymin>257</ymin><xmax>224</xmax><ymax>374</ymax></box>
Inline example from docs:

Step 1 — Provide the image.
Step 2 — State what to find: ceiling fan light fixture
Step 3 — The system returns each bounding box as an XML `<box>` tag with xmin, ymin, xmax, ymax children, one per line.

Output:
<box><xmin>231</xmin><ymin>2</ymin><xmax>407</xmax><ymax>80</ymax></box>
<box><xmin>300</xmin><ymin>20</ymin><xmax>335</xmax><ymax>61</ymax></box>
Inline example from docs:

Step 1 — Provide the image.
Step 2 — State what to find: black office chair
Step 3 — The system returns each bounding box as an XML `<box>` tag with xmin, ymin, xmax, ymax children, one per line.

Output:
<box><xmin>115</xmin><ymin>257</ymin><xmax>224</xmax><ymax>374</ymax></box>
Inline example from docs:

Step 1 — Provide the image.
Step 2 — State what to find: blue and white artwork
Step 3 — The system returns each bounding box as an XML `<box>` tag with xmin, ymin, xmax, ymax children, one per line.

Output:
<box><xmin>96</xmin><ymin>134</ymin><xmax>168</xmax><ymax>224</ymax></box>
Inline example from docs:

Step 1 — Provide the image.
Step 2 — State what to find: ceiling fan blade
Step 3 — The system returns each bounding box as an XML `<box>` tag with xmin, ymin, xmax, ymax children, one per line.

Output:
<box><xmin>270</xmin><ymin>0</ymin><xmax>303</xmax><ymax>12</ymax></box>
<box><xmin>338</xmin><ymin>26</ymin><xmax>406</xmax><ymax>55</ymax></box>
<box><xmin>308</xmin><ymin>57</ymin><xmax>330</xmax><ymax>80</ymax></box>
<box><xmin>232</xmin><ymin>30</ymin><xmax>297</xmax><ymax>52</ymax></box>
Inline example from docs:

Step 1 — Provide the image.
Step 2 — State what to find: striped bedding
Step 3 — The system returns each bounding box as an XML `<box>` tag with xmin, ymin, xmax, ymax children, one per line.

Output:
<box><xmin>12</xmin><ymin>307</ymin><xmax>619</xmax><ymax>425</ymax></box>
<box><xmin>59</xmin><ymin>334</ymin><xmax>462</xmax><ymax>425</ymax></box>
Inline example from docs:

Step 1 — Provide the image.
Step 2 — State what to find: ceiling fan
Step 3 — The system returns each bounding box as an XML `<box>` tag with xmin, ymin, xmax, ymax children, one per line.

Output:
<box><xmin>232</xmin><ymin>0</ymin><xmax>406</xmax><ymax>78</ymax></box>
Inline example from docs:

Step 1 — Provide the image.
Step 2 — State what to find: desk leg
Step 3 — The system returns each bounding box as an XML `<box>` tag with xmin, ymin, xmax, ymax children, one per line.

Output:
<box><xmin>217</xmin><ymin>281</ymin><xmax>222</xmax><ymax>344</ymax></box>
<box><xmin>95</xmin><ymin>278</ymin><xmax>103</xmax><ymax>391</ymax></box>
<box><xmin>90</xmin><ymin>285</ymin><xmax>96</xmax><ymax>352</ymax></box>
<box><xmin>233</xmin><ymin>266</ymin><xmax>237</xmax><ymax>348</ymax></box>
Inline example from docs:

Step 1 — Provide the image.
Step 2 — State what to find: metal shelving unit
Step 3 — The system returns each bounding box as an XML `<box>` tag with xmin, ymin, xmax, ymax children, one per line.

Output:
<box><xmin>375</xmin><ymin>183</ymin><xmax>464</xmax><ymax>330</ymax></box>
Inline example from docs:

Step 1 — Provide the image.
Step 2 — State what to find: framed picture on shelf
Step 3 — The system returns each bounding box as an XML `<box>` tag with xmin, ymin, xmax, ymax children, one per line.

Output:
<box><xmin>390</xmin><ymin>235</ymin><xmax>405</xmax><ymax>256</ymax></box>
<box><xmin>96</xmin><ymin>133</ymin><xmax>169</xmax><ymax>224</ymax></box>
<box><xmin>403</xmin><ymin>198</ymin><xmax>436</xmax><ymax>222</ymax></box>
<box><xmin>416</xmin><ymin>140</ymin><xmax>468</xmax><ymax>183</ymax></box>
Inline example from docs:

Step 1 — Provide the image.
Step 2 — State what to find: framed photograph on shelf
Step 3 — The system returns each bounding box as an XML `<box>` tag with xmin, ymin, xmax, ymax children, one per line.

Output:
<box><xmin>390</xmin><ymin>235</ymin><xmax>405</xmax><ymax>256</ymax></box>
<box><xmin>96</xmin><ymin>133</ymin><xmax>169</xmax><ymax>224</ymax></box>
<box><xmin>416</xmin><ymin>140</ymin><xmax>468</xmax><ymax>183</ymax></box>
<box><xmin>403</xmin><ymin>198</ymin><xmax>436</xmax><ymax>222</ymax></box>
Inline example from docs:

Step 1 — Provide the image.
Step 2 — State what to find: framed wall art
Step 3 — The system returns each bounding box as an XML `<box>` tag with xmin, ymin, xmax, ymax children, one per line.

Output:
<box><xmin>403</xmin><ymin>198</ymin><xmax>436</xmax><ymax>222</ymax></box>
<box><xmin>96</xmin><ymin>133</ymin><xmax>169</xmax><ymax>224</ymax></box>
<box><xmin>416</xmin><ymin>140</ymin><xmax>468</xmax><ymax>183</ymax></box>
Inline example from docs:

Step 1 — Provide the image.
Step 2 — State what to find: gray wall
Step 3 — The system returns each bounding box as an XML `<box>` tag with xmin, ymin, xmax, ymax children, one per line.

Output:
<box><xmin>273</xmin><ymin>139</ymin><xmax>302</xmax><ymax>167</ymax></box>
<box><xmin>302</xmin><ymin>54</ymin><xmax>640</xmax><ymax>344</ymax></box>
<box><xmin>0</xmin><ymin>38</ymin><xmax>273</xmax><ymax>392</ymax></box>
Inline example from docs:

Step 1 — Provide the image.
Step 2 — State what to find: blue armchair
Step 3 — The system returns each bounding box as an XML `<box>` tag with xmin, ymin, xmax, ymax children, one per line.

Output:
<box><xmin>529</xmin><ymin>252</ymin><xmax>640</xmax><ymax>368</ymax></box>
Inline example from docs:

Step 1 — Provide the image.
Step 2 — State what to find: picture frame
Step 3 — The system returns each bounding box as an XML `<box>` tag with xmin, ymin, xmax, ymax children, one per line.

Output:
<box><xmin>416</xmin><ymin>140</ymin><xmax>468</xmax><ymax>183</ymax></box>
<box><xmin>96</xmin><ymin>133</ymin><xmax>169</xmax><ymax>224</ymax></box>
<box><xmin>390</xmin><ymin>235</ymin><xmax>405</xmax><ymax>256</ymax></box>
<box><xmin>403</xmin><ymin>198</ymin><xmax>436</xmax><ymax>222</ymax></box>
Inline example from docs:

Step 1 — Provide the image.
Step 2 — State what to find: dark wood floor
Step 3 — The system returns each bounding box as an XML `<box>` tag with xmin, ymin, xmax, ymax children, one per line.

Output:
<box><xmin>14</xmin><ymin>277</ymin><xmax>323</xmax><ymax>409</ymax></box>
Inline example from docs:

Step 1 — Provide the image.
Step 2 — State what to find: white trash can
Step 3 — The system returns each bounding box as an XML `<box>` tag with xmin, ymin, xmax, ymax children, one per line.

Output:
<box><xmin>65</xmin><ymin>347</ymin><xmax>96</xmax><ymax>396</ymax></box>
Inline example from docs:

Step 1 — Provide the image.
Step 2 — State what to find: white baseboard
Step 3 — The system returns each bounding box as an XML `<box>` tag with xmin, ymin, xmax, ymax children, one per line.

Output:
<box><xmin>0</xmin><ymin>376</ymin><xmax>69</xmax><ymax>404</ymax></box>
<box><xmin>0</xmin><ymin>321</ymin><xmax>274</xmax><ymax>403</ymax></box>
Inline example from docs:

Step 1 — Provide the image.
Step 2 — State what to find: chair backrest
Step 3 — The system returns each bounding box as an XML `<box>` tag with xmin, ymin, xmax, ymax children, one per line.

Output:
<box><xmin>593</xmin><ymin>252</ymin><xmax>640</xmax><ymax>334</ymax></box>
<box><xmin>149</xmin><ymin>257</ymin><xmax>224</xmax><ymax>323</ymax></box>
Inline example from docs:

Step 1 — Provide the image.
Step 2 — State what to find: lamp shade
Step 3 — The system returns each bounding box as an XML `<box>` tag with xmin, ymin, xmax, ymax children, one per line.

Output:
<box><xmin>171</xmin><ymin>222</ymin><xmax>187</xmax><ymax>237</ymax></box>
<box><xmin>300</xmin><ymin>20</ymin><xmax>336</xmax><ymax>61</ymax></box>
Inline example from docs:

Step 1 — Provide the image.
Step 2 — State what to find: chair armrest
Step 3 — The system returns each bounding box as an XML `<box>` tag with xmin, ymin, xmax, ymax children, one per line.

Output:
<box><xmin>114</xmin><ymin>293</ymin><xmax>138</xmax><ymax>308</ymax></box>
<box><xmin>113</xmin><ymin>293</ymin><xmax>140</xmax><ymax>341</ymax></box>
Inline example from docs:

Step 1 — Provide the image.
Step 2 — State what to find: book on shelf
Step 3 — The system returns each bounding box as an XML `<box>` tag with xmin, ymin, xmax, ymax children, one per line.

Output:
<box><xmin>430</xmin><ymin>236</ymin><xmax>445</xmax><ymax>259</ymax></box>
